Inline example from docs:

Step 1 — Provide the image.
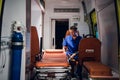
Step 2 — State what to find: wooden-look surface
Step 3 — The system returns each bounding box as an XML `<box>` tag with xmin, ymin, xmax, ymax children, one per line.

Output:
<box><xmin>30</xmin><ymin>26</ymin><xmax>40</xmax><ymax>68</ymax></box>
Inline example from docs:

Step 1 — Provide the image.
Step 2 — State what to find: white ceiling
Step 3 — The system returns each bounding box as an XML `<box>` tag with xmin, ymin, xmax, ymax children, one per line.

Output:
<box><xmin>45</xmin><ymin>0</ymin><xmax>81</xmax><ymax>8</ymax></box>
<box><xmin>31</xmin><ymin>0</ymin><xmax>81</xmax><ymax>10</ymax></box>
<box><xmin>32</xmin><ymin>0</ymin><xmax>81</xmax><ymax>11</ymax></box>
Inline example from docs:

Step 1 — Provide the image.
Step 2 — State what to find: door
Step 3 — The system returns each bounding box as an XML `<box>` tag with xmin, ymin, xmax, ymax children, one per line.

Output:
<box><xmin>51</xmin><ymin>19</ymin><xmax>69</xmax><ymax>49</ymax></box>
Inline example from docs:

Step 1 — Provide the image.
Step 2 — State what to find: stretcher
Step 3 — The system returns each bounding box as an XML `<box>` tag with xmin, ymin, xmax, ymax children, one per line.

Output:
<box><xmin>78</xmin><ymin>37</ymin><xmax>113</xmax><ymax>79</ymax></box>
<box><xmin>34</xmin><ymin>49</ymin><xmax>71</xmax><ymax>80</ymax></box>
<box><xmin>30</xmin><ymin>27</ymin><xmax>71</xmax><ymax>80</ymax></box>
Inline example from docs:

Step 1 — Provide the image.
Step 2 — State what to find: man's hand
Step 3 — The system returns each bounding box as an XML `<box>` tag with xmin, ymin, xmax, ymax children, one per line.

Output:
<box><xmin>68</xmin><ymin>51</ymin><xmax>79</xmax><ymax>61</ymax></box>
<box><xmin>63</xmin><ymin>46</ymin><xmax>68</xmax><ymax>52</ymax></box>
<box><xmin>69</xmin><ymin>53</ymin><xmax>76</xmax><ymax>59</ymax></box>
<box><xmin>68</xmin><ymin>53</ymin><xmax>77</xmax><ymax>61</ymax></box>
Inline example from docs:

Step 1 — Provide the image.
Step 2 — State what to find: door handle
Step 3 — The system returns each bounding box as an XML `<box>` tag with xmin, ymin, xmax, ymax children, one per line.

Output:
<box><xmin>53</xmin><ymin>38</ymin><xmax>54</xmax><ymax>46</ymax></box>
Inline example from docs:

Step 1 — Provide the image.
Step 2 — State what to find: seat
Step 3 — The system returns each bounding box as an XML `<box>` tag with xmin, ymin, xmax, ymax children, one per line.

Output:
<box><xmin>78</xmin><ymin>38</ymin><xmax>101</xmax><ymax>64</ymax></box>
<box><xmin>78</xmin><ymin>37</ymin><xmax>113</xmax><ymax>78</ymax></box>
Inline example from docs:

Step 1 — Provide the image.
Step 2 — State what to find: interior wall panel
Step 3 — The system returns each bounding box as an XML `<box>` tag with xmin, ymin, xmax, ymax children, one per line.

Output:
<box><xmin>95</xmin><ymin>0</ymin><xmax>113</xmax><ymax>12</ymax></box>
<box><xmin>97</xmin><ymin>3</ymin><xmax>118</xmax><ymax>72</ymax></box>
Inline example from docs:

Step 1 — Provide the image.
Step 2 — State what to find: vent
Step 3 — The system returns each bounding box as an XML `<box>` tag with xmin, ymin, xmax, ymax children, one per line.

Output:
<box><xmin>54</xmin><ymin>8</ymin><xmax>80</xmax><ymax>13</ymax></box>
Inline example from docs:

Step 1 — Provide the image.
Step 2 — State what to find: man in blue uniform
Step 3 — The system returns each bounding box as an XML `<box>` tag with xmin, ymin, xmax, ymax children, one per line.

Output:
<box><xmin>63</xmin><ymin>26</ymin><xmax>82</xmax><ymax>79</ymax></box>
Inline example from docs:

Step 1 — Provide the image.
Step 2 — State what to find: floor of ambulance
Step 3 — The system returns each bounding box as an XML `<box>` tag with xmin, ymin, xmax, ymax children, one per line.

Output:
<box><xmin>30</xmin><ymin>71</ymin><xmax>89</xmax><ymax>80</ymax></box>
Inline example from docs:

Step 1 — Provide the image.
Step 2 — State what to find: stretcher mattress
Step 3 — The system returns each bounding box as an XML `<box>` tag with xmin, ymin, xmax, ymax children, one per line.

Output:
<box><xmin>35</xmin><ymin>49</ymin><xmax>69</xmax><ymax>67</ymax></box>
<box><xmin>83</xmin><ymin>61</ymin><xmax>112</xmax><ymax>77</ymax></box>
<box><xmin>34</xmin><ymin>49</ymin><xmax>70</xmax><ymax>79</ymax></box>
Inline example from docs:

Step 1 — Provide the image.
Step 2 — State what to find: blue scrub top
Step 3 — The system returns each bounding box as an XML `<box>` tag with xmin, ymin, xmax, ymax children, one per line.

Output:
<box><xmin>63</xmin><ymin>35</ymin><xmax>82</xmax><ymax>59</ymax></box>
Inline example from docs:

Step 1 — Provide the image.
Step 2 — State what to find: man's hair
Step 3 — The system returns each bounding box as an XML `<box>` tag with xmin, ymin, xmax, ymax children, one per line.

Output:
<box><xmin>70</xmin><ymin>26</ymin><xmax>77</xmax><ymax>31</ymax></box>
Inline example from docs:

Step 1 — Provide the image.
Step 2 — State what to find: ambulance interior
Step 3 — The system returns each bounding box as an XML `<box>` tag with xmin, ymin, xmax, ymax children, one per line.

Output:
<box><xmin>0</xmin><ymin>0</ymin><xmax>120</xmax><ymax>80</ymax></box>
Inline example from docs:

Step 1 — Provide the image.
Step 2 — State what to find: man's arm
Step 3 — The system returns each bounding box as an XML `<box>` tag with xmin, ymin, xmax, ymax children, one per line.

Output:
<box><xmin>69</xmin><ymin>51</ymin><xmax>79</xmax><ymax>60</ymax></box>
<box><xmin>63</xmin><ymin>46</ymin><xmax>68</xmax><ymax>52</ymax></box>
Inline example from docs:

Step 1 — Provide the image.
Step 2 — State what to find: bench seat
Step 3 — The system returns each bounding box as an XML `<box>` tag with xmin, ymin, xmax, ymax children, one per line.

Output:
<box><xmin>83</xmin><ymin>61</ymin><xmax>112</xmax><ymax>77</ymax></box>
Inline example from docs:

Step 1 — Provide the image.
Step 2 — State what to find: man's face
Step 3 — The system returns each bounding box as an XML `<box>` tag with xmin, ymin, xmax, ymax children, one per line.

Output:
<box><xmin>69</xmin><ymin>29</ymin><xmax>77</xmax><ymax>38</ymax></box>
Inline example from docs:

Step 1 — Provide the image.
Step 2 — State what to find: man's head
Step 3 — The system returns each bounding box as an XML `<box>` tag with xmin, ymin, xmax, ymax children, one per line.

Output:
<box><xmin>70</xmin><ymin>26</ymin><xmax>77</xmax><ymax>31</ymax></box>
<box><xmin>69</xmin><ymin>26</ymin><xmax>78</xmax><ymax>39</ymax></box>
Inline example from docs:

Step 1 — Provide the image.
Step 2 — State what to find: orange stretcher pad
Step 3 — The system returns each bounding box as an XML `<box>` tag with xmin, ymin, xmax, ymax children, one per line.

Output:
<box><xmin>35</xmin><ymin>49</ymin><xmax>70</xmax><ymax>79</ymax></box>
<box><xmin>36</xmin><ymin>49</ymin><xmax>69</xmax><ymax>67</ymax></box>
